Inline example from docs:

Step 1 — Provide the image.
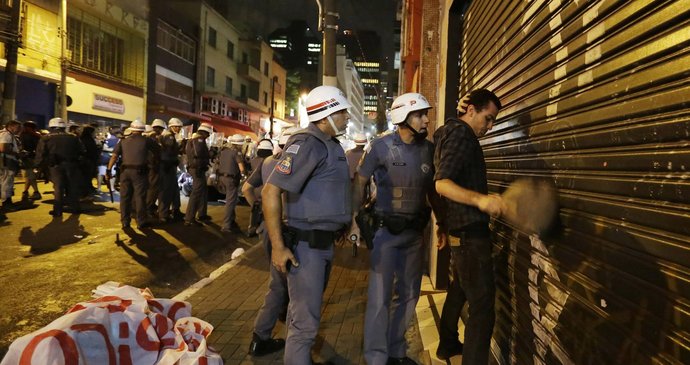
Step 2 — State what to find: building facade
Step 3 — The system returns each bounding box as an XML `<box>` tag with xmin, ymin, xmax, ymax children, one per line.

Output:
<box><xmin>146</xmin><ymin>0</ymin><xmax>205</xmax><ymax>126</ymax></box>
<box><xmin>403</xmin><ymin>0</ymin><xmax>690</xmax><ymax>363</ymax></box>
<box><xmin>65</xmin><ymin>0</ymin><xmax>148</xmax><ymax>128</ymax></box>
<box><xmin>0</xmin><ymin>0</ymin><xmax>61</xmax><ymax>127</ymax></box>
<box><xmin>336</xmin><ymin>44</ymin><xmax>366</xmax><ymax>136</ymax></box>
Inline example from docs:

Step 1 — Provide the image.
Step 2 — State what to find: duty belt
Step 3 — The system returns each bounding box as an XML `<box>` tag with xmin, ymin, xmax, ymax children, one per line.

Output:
<box><xmin>373</xmin><ymin>207</ymin><xmax>431</xmax><ymax>234</ymax></box>
<box><xmin>284</xmin><ymin>226</ymin><xmax>339</xmax><ymax>250</ymax></box>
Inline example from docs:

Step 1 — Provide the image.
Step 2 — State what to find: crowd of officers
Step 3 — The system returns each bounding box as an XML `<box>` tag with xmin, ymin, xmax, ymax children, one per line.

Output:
<box><xmin>0</xmin><ymin>116</ymin><xmax>260</xmax><ymax>230</ymax></box>
<box><xmin>0</xmin><ymin>83</ymin><xmax>504</xmax><ymax>365</ymax></box>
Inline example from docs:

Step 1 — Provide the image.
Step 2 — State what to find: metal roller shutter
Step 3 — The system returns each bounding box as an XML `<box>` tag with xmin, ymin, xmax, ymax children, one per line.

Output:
<box><xmin>456</xmin><ymin>0</ymin><xmax>690</xmax><ymax>364</ymax></box>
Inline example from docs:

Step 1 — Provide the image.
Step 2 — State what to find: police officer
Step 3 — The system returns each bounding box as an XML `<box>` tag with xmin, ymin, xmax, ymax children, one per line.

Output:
<box><xmin>263</xmin><ymin>86</ymin><xmax>353</xmax><ymax>365</ymax></box>
<box><xmin>0</xmin><ymin>120</ymin><xmax>22</xmax><ymax>210</ymax></box>
<box><xmin>19</xmin><ymin>121</ymin><xmax>42</xmax><ymax>201</ymax></box>
<box><xmin>184</xmin><ymin>122</ymin><xmax>213</xmax><ymax>225</ymax></box>
<box><xmin>157</xmin><ymin>117</ymin><xmax>183</xmax><ymax>221</ymax></box>
<box><xmin>244</xmin><ymin>138</ymin><xmax>276</xmax><ymax>236</ymax></box>
<box><xmin>35</xmin><ymin>117</ymin><xmax>86</xmax><ymax>217</ymax></box>
<box><xmin>107</xmin><ymin>120</ymin><xmax>158</xmax><ymax>229</ymax></box>
<box><xmin>346</xmin><ymin>132</ymin><xmax>368</xmax><ymax>180</ymax></box>
<box><xmin>146</xmin><ymin>119</ymin><xmax>165</xmax><ymax>216</ymax></box>
<box><xmin>245</xmin><ymin>132</ymin><xmax>295</xmax><ymax>357</ymax></box>
<box><xmin>352</xmin><ymin>93</ymin><xmax>445</xmax><ymax>365</ymax></box>
<box><xmin>218</xmin><ymin>133</ymin><xmax>246</xmax><ymax>232</ymax></box>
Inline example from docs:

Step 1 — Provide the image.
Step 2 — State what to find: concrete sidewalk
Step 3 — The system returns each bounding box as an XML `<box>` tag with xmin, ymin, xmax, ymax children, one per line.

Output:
<box><xmin>184</xmin><ymin>242</ymin><xmax>431</xmax><ymax>365</ymax></box>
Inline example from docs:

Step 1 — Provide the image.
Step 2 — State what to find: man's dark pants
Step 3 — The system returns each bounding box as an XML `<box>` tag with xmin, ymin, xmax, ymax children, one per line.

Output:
<box><xmin>439</xmin><ymin>230</ymin><xmax>495</xmax><ymax>365</ymax></box>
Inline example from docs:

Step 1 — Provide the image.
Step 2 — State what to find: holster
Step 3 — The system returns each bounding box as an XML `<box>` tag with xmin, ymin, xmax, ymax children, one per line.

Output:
<box><xmin>378</xmin><ymin>206</ymin><xmax>432</xmax><ymax>235</ymax></box>
<box><xmin>281</xmin><ymin>225</ymin><xmax>298</xmax><ymax>251</ymax></box>
<box><xmin>355</xmin><ymin>206</ymin><xmax>376</xmax><ymax>250</ymax></box>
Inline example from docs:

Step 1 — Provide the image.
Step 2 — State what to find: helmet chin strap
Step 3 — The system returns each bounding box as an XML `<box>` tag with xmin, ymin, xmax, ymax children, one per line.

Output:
<box><xmin>401</xmin><ymin>122</ymin><xmax>428</xmax><ymax>140</ymax></box>
<box><xmin>327</xmin><ymin>115</ymin><xmax>346</xmax><ymax>136</ymax></box>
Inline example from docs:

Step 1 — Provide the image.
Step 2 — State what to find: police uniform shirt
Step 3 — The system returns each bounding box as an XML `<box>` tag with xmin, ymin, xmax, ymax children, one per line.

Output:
<box><xmin>358</xmin><ymin>132</ymin><xmax>434</xmax><ymax>215</ymax></box>
<box><xmin>246</xmin><ymin>161</ymin><xmax>264</xmax><ymax>188</ymax></box>
<box><xmin>266</xmin><ymin>125</ymin><xmax>329</xmax><ymax>194</ymax></box>
<box><xmin>266</xmin><ymin>124</ymin><xmax>351</xmax><ymax>231</ymax></box>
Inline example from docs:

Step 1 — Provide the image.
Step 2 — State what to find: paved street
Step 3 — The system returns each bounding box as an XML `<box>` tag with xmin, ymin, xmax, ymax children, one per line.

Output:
<box><xmin>0</xmin><ymin>180</ymin><xmax>257</xmax><ymax>358</ymax></box>
<box><xmin>0</xmin><ymin>180</ymin><xmax>458</xmax><ymax>364</ymax></box>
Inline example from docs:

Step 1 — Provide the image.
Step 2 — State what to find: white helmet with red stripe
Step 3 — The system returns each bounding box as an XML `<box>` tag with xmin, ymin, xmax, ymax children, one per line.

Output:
<box><xmin>305</xmin><ymin>86</ymin><xmax>352</xmax><ymax>122</ymax></box>
<box><xmin>390</xmin><ymin>93</ymin><xmax>432</xmax><ymax>125</ymax></box>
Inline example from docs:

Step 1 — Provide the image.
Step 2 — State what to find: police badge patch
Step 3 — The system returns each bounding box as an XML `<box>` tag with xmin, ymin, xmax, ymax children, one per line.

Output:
<box><xmin>276</xmin><ymin>156</ymin><xmax>293</xmax><ymax>174</ymax></box>
<box><xmin>421</xmin><ymin>163</ymin><xmax>431</xmax><ymax>174</ymax></box>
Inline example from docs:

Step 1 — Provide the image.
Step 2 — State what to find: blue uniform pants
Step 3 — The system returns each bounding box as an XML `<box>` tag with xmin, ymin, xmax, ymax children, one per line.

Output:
<box><xmin>221</xmin><ymin>176</ymin><xmax>239</xmax><ymax>230</ymax></box>
<box><xmin>364</xmin><ymin>228</ymin><xmax>423</xmax><ymax>364</ymax></box>
<box><xmin>284</xmin><ymin>241</ymin><xmax>333</xmax><ymax>365</ymax></box>
<box><xmin>49</xmin><ymin>163</ymin><xmax>82</xmax><ymax>214</ymax></box>
<box><xmin>184</xmin><ymin>168</ymin><xmax>207</xmax><ymax>222</ymax></box>
<box><xmin>120</xmin><ymin>168</ymin><xmax>148</xmax><ymax>226</ymax></box>
<box><xmin>438</xmin><ymin>232</ymin><xmax>495</xmax><ymax>365</ymax></box>
<box><xmin>253</xmin><ymin>231</ymin><xmax>289</xmax><ymax>339</ymax></box>
<box><xmin>157</xmin><ymin>163</ymin><xmax>178</xmax><ymax>219</ymax></box>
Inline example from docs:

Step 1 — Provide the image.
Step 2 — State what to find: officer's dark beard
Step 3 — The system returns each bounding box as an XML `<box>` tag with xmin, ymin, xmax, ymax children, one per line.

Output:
<box><xmin>402</xmin><ymin>122</ymin><xmax>428</xmax><ymax>141</ymax></box>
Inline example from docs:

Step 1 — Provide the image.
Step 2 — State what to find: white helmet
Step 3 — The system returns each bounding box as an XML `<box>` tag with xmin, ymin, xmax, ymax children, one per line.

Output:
<box><xmin>168</xmin><ymin>117</ymin><xmax>183</xmax><ymax>127</ymax></box>
<box><xmin>198</xmin><ymin>122</ymin><xmax>213</xmax><ymax>134</ymax></box>
<box><xmin>305</xmin><ymin>86</ymin><xmax>352</xmax><ymax>122</ymax></box>
<box><xmin>352</xmin><ymin>132</ymin><xmax>367</xmax><ymax>146</ymax></box>
<box><xmin>144</xmin><ymin>124</ymin><xmax>153</xmax><ymax>133</ymax></box>
<box><xmin>228</xmin><ymin>133</ymin><xmax>245</xmax><ymax>145</ymax></box>
<box><xmin>123</xmin><ymin>127</ymin><xmax>133</xmax><ymax>136</ymax></box>
<box><xmin>257</xmin><ymin>139</ymin><xmax>273</xmax><ymax>151</ymax></box>
<box><xmin>279</xmin><ymin>126</ymin><xmax>301</xmax><ymax>146</ymax></box>
<box><xmin>152</xmin><ymin>118</ymin><xmax>167</xmax><ymax>129</ymax></box>
<box><xmin>389</xmin><ymin>93</ymin><xmax>432</xmax><ymax>125</ymax></box>
<box><xmin>129</xmin><ymin>119</ymin><xmax>146</xmax><ymax>132</ymax></box>
<box><xmin>48</xmin><ymin>117</ymin><xmax>66</xmax><ymax>128</ymax></box>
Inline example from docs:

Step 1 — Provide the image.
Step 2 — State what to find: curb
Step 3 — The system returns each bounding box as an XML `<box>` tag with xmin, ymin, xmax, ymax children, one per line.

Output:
<box><xmin>172</xmin><ymin>241</ymin><xmax>263</xmax><ymax>301</ymax></box>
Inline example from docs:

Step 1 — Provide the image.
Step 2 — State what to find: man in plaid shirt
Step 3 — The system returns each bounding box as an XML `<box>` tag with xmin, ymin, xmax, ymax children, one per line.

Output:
<box><xmin>433</xmin><ymin>89</ymin><xmax>505</xmax><ymax>365</ymax></box>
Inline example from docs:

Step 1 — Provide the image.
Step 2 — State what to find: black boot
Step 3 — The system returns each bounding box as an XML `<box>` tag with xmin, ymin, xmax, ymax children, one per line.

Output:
<box><xmin>436</xmin><ymin>340</ymin><xmax>463</xmax><ymax>360</ymax></box>
<box><xmin>248</xmin><ymin>333</ymin><xmax>285</xmax><ymax>356</ymax></box>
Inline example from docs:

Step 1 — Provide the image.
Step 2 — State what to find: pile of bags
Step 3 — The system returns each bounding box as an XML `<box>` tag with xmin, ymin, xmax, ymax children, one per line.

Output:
<box><xmin>1</xmin><ymin>282</ymin><xmax>222</xmax><ymax>365</ymax></box>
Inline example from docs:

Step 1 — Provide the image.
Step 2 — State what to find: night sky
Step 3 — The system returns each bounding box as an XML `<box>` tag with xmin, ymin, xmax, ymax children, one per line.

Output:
<box><xmin>226</xmin><ymin>0</ymin><xmax>398</xmax><ymax>61</ymax></box>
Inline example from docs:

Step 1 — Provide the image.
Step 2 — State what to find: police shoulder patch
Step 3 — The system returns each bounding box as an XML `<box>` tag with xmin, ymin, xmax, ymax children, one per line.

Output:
<box><xmin>285</xmin><ymin>144</ymin><xmax>300</xmax><ymax>154</ymax></box>
<box><xmin>275</xmin><ymin>156</ymin><xmax>293</xmax><ymax>174</ymax></box>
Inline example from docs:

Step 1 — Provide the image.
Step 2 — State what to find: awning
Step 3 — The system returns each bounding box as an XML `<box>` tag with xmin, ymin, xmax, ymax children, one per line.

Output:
<box><xmin>204</xmin><ymin>113</ymin><xmax>258</xmax><ymax>140</ymax></box>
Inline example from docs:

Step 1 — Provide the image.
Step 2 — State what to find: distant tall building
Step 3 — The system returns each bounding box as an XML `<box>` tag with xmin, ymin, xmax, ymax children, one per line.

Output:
<box><xmin>338</xmin><ymin>29</ymin><xmax>385</xmax><ymax>126</ymax></box>
<box><xmin>268</xmin><ymin>20</ymin><xmax>320</xmax><ymax>91</ymax></box>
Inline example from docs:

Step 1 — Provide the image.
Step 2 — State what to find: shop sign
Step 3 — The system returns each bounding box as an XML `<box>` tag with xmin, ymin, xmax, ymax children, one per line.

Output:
<box><xmin>93</xmin><ymin>93</ymin><xmax>125</xmax><ymax>114</ymax></box>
